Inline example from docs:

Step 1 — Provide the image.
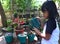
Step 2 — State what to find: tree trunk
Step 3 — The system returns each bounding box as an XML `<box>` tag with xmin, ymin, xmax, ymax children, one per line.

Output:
<box><xmin>0</xmin><ymin>2</ymin><xmax>7</xmax><ymax>27</ymax></box>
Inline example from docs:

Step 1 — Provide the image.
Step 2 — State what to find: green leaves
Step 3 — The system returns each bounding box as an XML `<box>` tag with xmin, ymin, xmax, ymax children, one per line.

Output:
<box><xmin>16</xmin><ymin>0</ymin><xmax>27</xmax><ymax>11</ymax></box>
<box><xmin>53</xmin><ymin>0</ymin><xmax>60</xmax><ymax>7</ymax></box>
<box><xmin>0</xmin><ymin>0</ymin><xmax>11</xmax><ymax>11</ymax></box>
<box><xmin>53</xmin><ymin>0</ymin><xmax>60</xmax><ymax>4</ymax></box>
<box><xmin>0</xmin><ymin>0</ymin><xmax>42</xmax><ymax>11</ymax></box>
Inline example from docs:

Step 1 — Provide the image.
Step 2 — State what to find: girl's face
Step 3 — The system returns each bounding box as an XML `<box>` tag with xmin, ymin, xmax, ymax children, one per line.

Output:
<box><xmin>43</xmin><ymin>11</ymin><xmax>49</xmax><ymax>19</ymax></box>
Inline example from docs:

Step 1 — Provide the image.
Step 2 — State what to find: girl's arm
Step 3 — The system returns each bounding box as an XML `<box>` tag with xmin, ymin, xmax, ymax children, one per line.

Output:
<box><xmin>34</xmin><ymin>19</ymin><xmax>56</xmax><ymax>40</ymax></box>
<box><xmin>33</xmin><ymin>28</ymin><xmax>51</xmax><ymax>40</ymax></box>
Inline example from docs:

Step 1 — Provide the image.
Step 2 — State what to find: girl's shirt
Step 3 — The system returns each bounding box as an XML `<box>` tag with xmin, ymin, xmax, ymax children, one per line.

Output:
<box><xmin>41</xmin><ymin>19</ymin><xmax>59</xmax><ymax>44</ymax></box>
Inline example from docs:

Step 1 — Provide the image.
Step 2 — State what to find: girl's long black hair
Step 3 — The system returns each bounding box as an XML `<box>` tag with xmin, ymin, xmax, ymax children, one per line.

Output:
<box><xmin>41</xmin><ymin>1</ymin><xmax>59</xmax><ymax>19</ymax></box>
<box><xmin>41</xmin><ymin>1</ymin><xmax>59</xmax><ymax>33</ymax></box>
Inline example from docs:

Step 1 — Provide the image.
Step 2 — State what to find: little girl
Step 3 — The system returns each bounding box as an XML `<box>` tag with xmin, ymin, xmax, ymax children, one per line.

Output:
<box><xmin>33</xmin><ymin>1</ymin><xmax>59</xmax><ymax>44</ymax></box>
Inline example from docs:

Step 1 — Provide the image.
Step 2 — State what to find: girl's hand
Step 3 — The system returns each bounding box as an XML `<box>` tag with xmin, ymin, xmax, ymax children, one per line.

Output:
<box><xmin>33</xmin><ymin>28</ymin><xmax>51</xmax><ymax>40</ymax></box>
<box><xmin>33</xmin><ymin>28</ymin><xmax>41</xmax><ymax>35</ymax></box>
